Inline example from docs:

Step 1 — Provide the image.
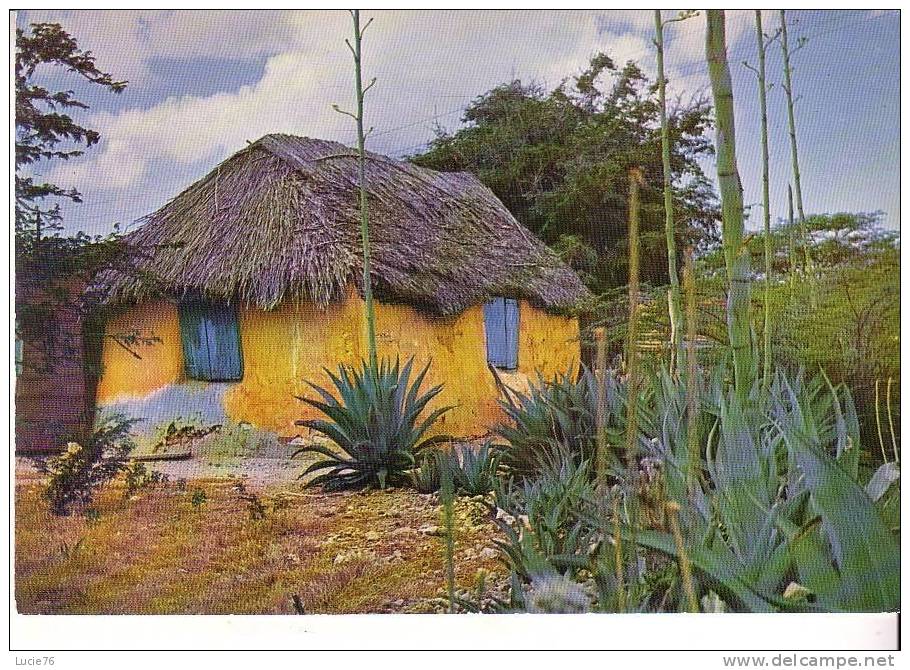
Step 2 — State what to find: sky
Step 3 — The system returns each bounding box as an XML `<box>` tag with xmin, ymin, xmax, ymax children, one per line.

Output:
<box><xmin>15</xmin><ymin>9</ymin><xmax>900</xmax><ymax>237</ymax></box>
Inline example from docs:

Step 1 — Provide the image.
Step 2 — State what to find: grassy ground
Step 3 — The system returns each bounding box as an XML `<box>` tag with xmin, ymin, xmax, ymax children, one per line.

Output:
<box><xmin>15</xmin><ymin>466</ymin><xmax>505</xmax><ymax>614</ymax></box>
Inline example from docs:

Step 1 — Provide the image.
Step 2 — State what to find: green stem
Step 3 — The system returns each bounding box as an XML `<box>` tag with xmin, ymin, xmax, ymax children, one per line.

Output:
<box><xmin>683</xmin><ymin>248</ymin><xmax>700</xmax><ymax>495</ymax></box>
<box><xmin>780</xmin><ymin>9</ymin><xmax>816</xmax><ymax>302</ymax></box>
<box><xmin>886</xmin><ymin>377</ymin><xmax>899</xmax><ymax>464</ymax></box>
<box><xmin>875</xmin><ymin>378</ymin><xmax>887</xmax><ymax>463</ymax></box>
<box><xmin>351</xmin><ymin>10</ymin><xmax>378</xmax><ymax>369</ymax></box>
<box><xmin>787</xmin><ymin>184</ymin><xmax>797</xmax><ymax>292</ymax></box>
<box><xmin>654</xmin><ymin>11</ymin><xmax>684</xmax><ymax>376</ymax></box>
<box><xmin>706</xmin><ymin>10</ymin><xmax>754</xmax><ymax>402</ymax></box>
<box><xmin>441</xmin><ymin>456</ymin><xmax>456</xmax><ymax>613</ymax></box>
<box><xmin>755</xmin><ymin>11</ymin><xmax>773</xmax><ymax>396</ymax></box>
<box><xmin>625</xmin><ymin>167</ymin><xmax>644</xmax><ymax>587</ymax></box>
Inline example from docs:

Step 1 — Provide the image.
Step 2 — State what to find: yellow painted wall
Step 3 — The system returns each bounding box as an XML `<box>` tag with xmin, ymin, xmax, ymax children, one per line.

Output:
<box><xmin>517</xmin><ymin>300</ymin><xmax>580</xmax><ymax>378</ymax></box>
<box><xmin>222</xmin><ymin>295</ymin><xmax>365</xmax><ymax>434</ymax></box>
<box><xmin>96</xmin><ymin>300</ymin><xmax>184</xmax><ymax>402</ymax></box>
<box><xmin>96</xmin><ymin>294</ymin><xmax>580</xmax><ymax>438</ymax></box>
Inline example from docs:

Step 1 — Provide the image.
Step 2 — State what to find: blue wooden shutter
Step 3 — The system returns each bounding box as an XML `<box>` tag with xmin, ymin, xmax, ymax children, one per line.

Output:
<box><xmin>484</xmin><ymin>297</ymin><xmax>519</xmax><ymax>369</ymax></box>
<box><xmin>178</xmin><ymin>301</ymin><xmax>210</xmax><ymax>379</ymax></box>
<box><xmin>178</xmin><ymin>300</ymin><xmax>243</xmax><ymax>381</ymax></box>
<box><xmin>204</xmin><ymin>303</ymin><xmax>243</xmax><ymax>381</ymax></box>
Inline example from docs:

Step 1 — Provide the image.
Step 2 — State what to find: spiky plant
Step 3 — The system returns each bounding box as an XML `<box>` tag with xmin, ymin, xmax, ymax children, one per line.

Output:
<box><xmin>494</xmin><ymin>367</ymin><xmax>624</xmax><ymax>478</ymax></box>
<box><xmin>453</xmin><ymin>442</ymin><xmax>500</xmax><ymax>496</ymax></box>
<box><xmin>621</xmin><ymin>369</ymin><xmax>900</xmax><ymax>613</ymax></box>
<box><xmin>295</xmin><ymin>357</ymin><xmax>452</xmax><ymax>491</ymax></box>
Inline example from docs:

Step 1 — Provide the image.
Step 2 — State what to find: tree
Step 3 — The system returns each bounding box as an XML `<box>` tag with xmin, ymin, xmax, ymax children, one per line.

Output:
<box><xmin>15</xmin><ymin>22</ymin><xmax>126</xmax><ymax>247</ymax></box>
<box><xmin>413</xmin><ymin>54</ymin><xmax>720</xmax><ymax>298</ymax></box>
<box><xmin>654</xmin><ymin>10</ymin><xmax>697</xmax><ymax>376</ymax></box>
<box><xmin>705</xmin><ymin>10</ymin><xmax>754</xmax><ymax>401</ymax></box>
<box><xmin>15</xmin><ymin>23</ymin><xmax>130</xmax><ymax>372</ymax></box>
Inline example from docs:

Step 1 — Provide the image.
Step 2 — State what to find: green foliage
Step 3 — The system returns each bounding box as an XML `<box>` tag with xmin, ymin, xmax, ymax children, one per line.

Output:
<box><xmin>409</xmin><ymin>449</ymin><xmax>446</xmax><ymax>493</ymax></box>
<box><xmin>410</xmin><ymin>443</ymin><xmax>500</xmax><ymax>496</ymax></box>
<box><xmin>492</xmin><ymin>457</ymin><xmax>598</xmax><ymax>580</ymax></box>
<box><xmin>39</xmin><ymin>412</ymin><xmax>136</xmax><ymax>515</ymax></box>
<box><xmin>494</xmin><ymin>368</ymin><xmax>624</xmax><ymax>478</ymax></box>
<box><xmin>453</xmin><ymin>442</ymin><xmax>500</xmax><ymax>496</ymax></box>
<box><xmin>295</xmin><ymin>357</ymin><xmax>452</xmax><ymax>491</ymax></box>
<box><xmin>194</xmin><ymin>422</ymin><xmax>282</xmax><ymax>458</ymax></box>
<box><xmin>698</xmin><ymin>211</ymin><xmax>900</xmax><ymax>452</ymax></box>
<box><xmin>412</xmin><ymin>55</ymin><xmax>719</xmax><ymax>294</ymax></box>
<box><xmin>628</xmin><ymin>369</ymin><xmax>900</xmax><ymax>613</ymax></box>
<box><xmin>15</xmin><ymin>22</ymin><xmax>126</xmax><ymax>242</ymax></box>
<box><xmin>190</xmin><ymin>488</ymin><xmax>207</xmax><ymax>508</ymax></box>
<box><xmin>122</xmin><ymin>460</ymin><xmax>168</xmax><ymax>499</ymax></box>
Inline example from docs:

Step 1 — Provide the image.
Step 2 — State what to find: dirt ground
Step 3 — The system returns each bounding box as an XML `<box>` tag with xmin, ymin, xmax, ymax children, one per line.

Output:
<box><xmin>14</xmin><ymin>458</ymin><xmax>507</xmax><ymax>615</ymax></box>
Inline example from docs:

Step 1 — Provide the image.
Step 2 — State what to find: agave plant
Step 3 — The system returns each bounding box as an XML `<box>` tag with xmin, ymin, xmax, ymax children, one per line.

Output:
<box><xmin>494</xmin><ymin>367</ymin><xmax>629</xmax><ymax>478</ymax></box>
<box><xmin>294</xmin><ymin>357</ymin><xmax>452</xmax><ymax>491</ymax></box>
<box><xmin>624</xmin><ymin>368</ymin><xmax>900</xmax><ymax>613</ymax></box>
<box><xmin>454</xmin><ymin>442</ymin><xmax>500</xmax><ymax>496</ymax></box>
<box><xmin>409</xmin><ymin>448</ymin><xmax>447</xmax><ymax>493</ymax></box>
<box><xmin>492</xmin><ymin>456</ymin><xmax>599</xmax><ymax>580</ymax></box>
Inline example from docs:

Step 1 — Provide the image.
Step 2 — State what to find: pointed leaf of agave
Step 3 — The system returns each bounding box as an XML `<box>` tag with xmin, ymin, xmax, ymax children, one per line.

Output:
<box><xmin>865</xmin><ymin>462</ymin><xmax>900</xmax><ymax>503</ymax></box>
<box><xmin>773</xmin><ymin>513</ymin><xmax>841</xmax><ymax>610</ymax></box>
<box><xmin>778</xmin><ymin>415</ymin><xmax>900</xmax><ymax>611</ymax></box>
<box><xmin>714</xmin><ymin>390</ymin><xmax>773</xmax><ymax>563</ymax></box>
<box><xmin>633</xmin><ymin>528</ymin><xmax>777</xmax><ymax>613</ymax></box>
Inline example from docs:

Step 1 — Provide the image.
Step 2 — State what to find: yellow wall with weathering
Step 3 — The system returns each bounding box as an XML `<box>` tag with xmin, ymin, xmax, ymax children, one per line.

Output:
<box><xmin>95</xmin><ymin>293</ymin><xmax>580</xmax><ymax>439</ymax></box>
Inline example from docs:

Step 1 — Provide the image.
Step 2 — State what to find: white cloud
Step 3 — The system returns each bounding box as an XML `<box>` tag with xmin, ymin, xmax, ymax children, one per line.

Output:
<box><xmin>38</xmin><ymin>10</ymin><xmax>758</xmax><ymax>233</ymax></box>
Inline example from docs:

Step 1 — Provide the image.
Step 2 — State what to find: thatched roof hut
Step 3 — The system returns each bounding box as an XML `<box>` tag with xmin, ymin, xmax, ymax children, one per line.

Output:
<box><xmin>98</xmin><ymin>134</ymin><xmax>590</xmax><ymax>314</ymax></box>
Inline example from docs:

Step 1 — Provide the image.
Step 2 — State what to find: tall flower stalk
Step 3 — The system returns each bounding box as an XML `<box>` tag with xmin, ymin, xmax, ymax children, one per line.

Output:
<box><xmin>706</xmin><ymin>10</ymin><xmax>754</xmax><ymax>401</ymax></box>
<box><xmin>750</xmin><ymin>10</ymin><xmax>773</xmax><ymax>395</ymax></box>
<box><xmin>780</xmin><ymin>9</ymin><xmax>816</xmax><ymax>298</ymax></box>
<box><xmin>653</xmin><ymin>10</ymin><xmax>686</xmax><ymax>375</ymax></box>
<box><xmin>345</xmin><ymin>10</ymin><xmax>379</xmax><ymax>368</ymax></box>
<box><xmin>624</xmin><ymin>166</ymin><xmax>645</xmax><ymax>584</ymax></box>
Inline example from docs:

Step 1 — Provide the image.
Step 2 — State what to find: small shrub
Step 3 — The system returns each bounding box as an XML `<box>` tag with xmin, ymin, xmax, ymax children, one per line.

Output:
<box><xmin>295</xmin><ymin>357</ymin><xmax>452</xmax><ymax>491</ymax></box>
<box><xmin>195</xmin><ymin>422</ymin><xmax>282</xmax><ymax>459</ymax></box>
<box><xmin>39</xmin><ymin>413</ymin><xmax>136</xmax><ymax>515</ymax></box>
<box><xmin>492</xmin><ymin>456</ymin><xmax>599</xmax><ymax>580</ymax></box>
<box><xmin>410</xmin><ymin>449</ymin><xmax>449</xmax><ymax>493</ymax></box>
<box><xmin>122</xmin><ymin>460</ymin><xmax>168</xmax><ymax>499</ymax></box>
<box><xmin>190</xmin><ymin>488</ymin><xmax>207</xmax><ymax>508</ymax></box>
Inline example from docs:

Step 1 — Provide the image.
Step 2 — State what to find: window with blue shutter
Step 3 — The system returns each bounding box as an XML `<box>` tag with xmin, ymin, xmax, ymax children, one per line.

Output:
<box><xmin>177</xmin><ymin>300</ymin><xmax>243</xmax><ymax>382</ymax></box>
<box><xmin>483</xmin><ymin>297</ymin><xmax>519</xmax><ymax>370</ymax></box>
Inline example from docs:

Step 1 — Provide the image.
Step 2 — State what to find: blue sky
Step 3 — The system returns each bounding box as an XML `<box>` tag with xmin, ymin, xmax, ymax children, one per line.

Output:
<box><xmin>16</xmin><ymin>10</ymin><xmax>900</xmax><ymax>237</ymax></box>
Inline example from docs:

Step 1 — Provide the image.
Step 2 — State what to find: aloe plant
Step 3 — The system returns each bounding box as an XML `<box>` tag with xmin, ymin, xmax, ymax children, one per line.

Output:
<box><xmin>295</xmin><ymin>357</ymin><xmax>452</xmax><ymax>490</ymax></box>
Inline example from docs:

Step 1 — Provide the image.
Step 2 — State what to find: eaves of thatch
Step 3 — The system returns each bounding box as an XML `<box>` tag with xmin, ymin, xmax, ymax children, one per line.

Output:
<box><xmin>95</xmin><ymin>134</ymin><xmax>591</xmax><ymax>316</ymax></box>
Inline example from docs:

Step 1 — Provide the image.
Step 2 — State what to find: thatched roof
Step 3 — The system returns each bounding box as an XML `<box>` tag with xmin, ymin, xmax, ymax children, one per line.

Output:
<box><xmin>97</xmin><ymin>134</ymin><xmax>590</xmax><ymax>315</ymax></box>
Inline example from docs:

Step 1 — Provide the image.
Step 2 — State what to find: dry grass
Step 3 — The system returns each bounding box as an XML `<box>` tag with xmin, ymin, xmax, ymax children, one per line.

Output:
<box><xmin>15</xmin><ymin>468</ymin><xmax>504</xmax><ymax>615</ymax></box>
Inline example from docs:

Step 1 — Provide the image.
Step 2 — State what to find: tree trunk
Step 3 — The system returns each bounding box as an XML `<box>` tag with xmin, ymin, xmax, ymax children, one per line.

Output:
<box><xmin>706</xmin><ymin>10</ymin><xmax>754</xmax><ymax>401</ymax></box>
<box><xmin>755</xmin><ymin>10</ymin><xmax>773</xmax><ymax>394</ymax></box>
<box><xmin>351</xmin><ymin>10</ymin><xmax>378</xmax><ymax>368</ymax></box>
<box><xmin>654</xmin><ymin>10</ymin><xmax>684</xmax><ymax>375</ymax></box>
